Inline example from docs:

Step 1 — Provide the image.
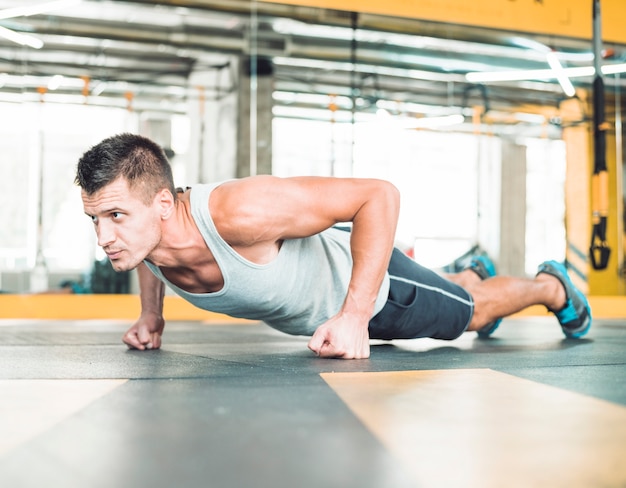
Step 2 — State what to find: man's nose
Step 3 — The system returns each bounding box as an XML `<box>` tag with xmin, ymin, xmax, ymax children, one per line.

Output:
<box><xmin>96</xmin><ymin>221</ymin><xmax>115</xmax><ymax>248</ymax></box>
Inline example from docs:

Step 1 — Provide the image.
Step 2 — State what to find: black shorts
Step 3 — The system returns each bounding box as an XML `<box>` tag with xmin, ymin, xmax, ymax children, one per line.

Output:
<box><xmin>368</xmin><ymin>249</ymin><xmax>474</xmax><ymax>341</ymax></box>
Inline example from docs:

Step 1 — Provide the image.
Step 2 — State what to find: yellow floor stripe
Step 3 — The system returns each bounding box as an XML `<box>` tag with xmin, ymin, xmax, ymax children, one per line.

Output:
<box><xmin>0</xmin><ymin>379</ymin><xmax>127</xmax><ymax>457</ymax></box>
<box><xmin>322</xmin><ymin>369</ymin><xmax>626</xmax><ymax>488</ymax></box>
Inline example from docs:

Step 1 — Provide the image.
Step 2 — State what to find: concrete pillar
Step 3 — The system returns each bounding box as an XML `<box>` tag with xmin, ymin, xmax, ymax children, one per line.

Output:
<box><xmin>188</xmin><ymin>63</ymin><xmax>239</xmax><ymax>184</ymax></box>
<box><xmin>476</xmin><ymin>135</ymin><xmax>503</xmax><ymax>265</ymax></box>
<box><xmin>237</xmin><ymin>56</ymin><xmax>273</xmax><ymax>177</ymax></box>
<box><xmin>499</xmin><ymin>141</ymin><xmax>527</xmax><ymax>277</ymax></box>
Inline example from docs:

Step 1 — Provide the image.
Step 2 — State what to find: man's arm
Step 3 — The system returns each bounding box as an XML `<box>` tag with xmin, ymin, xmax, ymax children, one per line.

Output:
<box><xmin>212</xmin><ymin>176</ymin><xmax>401</xmax><ymax>359</ymax></box>
<box><xmin>305</xmin><ymin>178</ymin><xmax>400</xmax><ymax>358</ymax></box>
<box><xmin>122</xmin><ymin>262</ymin><xmax>166</xmax><ymax>350</ymax></box>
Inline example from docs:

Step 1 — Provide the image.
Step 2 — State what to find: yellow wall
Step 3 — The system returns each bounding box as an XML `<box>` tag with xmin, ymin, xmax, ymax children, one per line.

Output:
<box><xmin>0</xmin><ymin>295</ymin><xmax>251</xmax><ymax>322</ymax></box>
<box><xmin>562</xmin><ymin>93</ymin><xmax>625</xmax><ymax>296</ymax></box>
<box><xmin>0</xmin><ymin>294</ymin><xmax>624</xmax><ymax>320</ymax></box>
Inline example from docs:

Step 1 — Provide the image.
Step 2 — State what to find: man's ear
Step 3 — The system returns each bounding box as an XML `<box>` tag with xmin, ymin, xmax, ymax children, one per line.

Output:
<box><xmin>156</xmin><ymin>188</ymin><xmax>175</xmax><ymax>219</ymax></box>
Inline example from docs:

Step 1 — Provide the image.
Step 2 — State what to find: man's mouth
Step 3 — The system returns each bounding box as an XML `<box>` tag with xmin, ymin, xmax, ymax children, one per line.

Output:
<box><xmin>105</xmin><ymin>250</ymin><xmax>123</xmax><ymax>260</ymax></box>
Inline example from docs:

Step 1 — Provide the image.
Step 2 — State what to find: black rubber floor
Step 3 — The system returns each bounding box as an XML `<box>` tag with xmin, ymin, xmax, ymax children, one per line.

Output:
<box><xmin>0</xmin><ymin>317</ymin><xmax>624</xmax><ymax>488</ymax></box>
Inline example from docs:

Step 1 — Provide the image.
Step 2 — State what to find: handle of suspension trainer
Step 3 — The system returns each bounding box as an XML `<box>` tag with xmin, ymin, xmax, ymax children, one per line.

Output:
<box><xmin>590</xmin><ymin>170</ymin><xmax>611</xmax><ymax>270</ymax></box>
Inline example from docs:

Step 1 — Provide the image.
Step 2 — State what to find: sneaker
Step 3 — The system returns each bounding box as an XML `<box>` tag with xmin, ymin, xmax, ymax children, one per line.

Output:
<box><xmin>468</xmin><ymin>255</ymin><xmax>497</xmax><ymax>281</ymax></box>
<box><xmin>537</xmin><ymin>260</ymin><xmax>592</xmax><ymax>338</ymax></box>
<box><xmin>467</xmin><ymin>255</ymin><xmax>502</xmax><ymax>338</ymax></box>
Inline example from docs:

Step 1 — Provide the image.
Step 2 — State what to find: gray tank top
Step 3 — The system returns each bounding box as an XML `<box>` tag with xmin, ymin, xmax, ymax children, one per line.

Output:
<box><xmin>144</xmin><ymin>182</ymin><xmax>390</xmax><ymax>336</ymax></box>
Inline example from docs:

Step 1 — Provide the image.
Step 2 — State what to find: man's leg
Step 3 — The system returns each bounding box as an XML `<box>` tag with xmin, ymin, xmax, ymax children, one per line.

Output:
<box><xmin>460</xmin><ymin>273</ymin><xmax>564</xmax><ymax>331</ymax></box>
<box><xmin>453</xmin><ymin>261</ymin><xmax>591</xmax><ymax>338</ymax></box>
<box><xmin>447</xmin><ymin>255</ymin><xmax>501</xmax><ymax>338</ymax></box>
<box><xmin>445</xmin><ymin>268</ymin><xmax>480</xmax><ymax>289</ymax></box>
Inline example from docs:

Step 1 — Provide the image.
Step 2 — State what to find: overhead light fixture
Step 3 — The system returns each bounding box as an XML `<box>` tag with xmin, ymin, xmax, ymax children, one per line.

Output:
<box><xmin>403</xmin><ymin>114</ymin><xmax>465</xmax><ymax>129</ymax></box>
<box><xmin>0</xmin><ymin>0</ymin><xmax>82</xmax><ymax>48</ymax></box>
<box><xmin>0</xmin><ymin>0</ymin><xmax>82</xmax><ymax>21</ymax></box>
<box><xmin>509</xmin><ymin>37</ymin><xmax>594</xmax><ymax>63</ymax></box>
<box><xmin>273</xmin><ymin>56</ymin><xmax>465</xmax><ymax>84</ymax></box>
<box><xmin>47</xmin><ymin>74</ymin><xmax>64</xmax><ymax>90</ymax></box>
<box><xmin>466</xmin><ymin>63</ymin><xmax>626</xmax><ymax>83</ymax></box>
<box><xmin>603</xmin><ymin>63</ymin><xmax>626</xmax><ymax>75</ymax></box>
<box><xmin>91</xmin><ymin>81</ymin><xmax>107</xmax><ymax>96</ymax></box>
<box><xmin>0</xmin><ymin>25</ymin><xmax>43</xmax><ymax>49</ymax></box>
<box><xmin>546</xmin><ymin>51</ymin><xmax>576</xmax><ymax>97</ymax></box>
<box><xmin>376</xmin><ymin>107</ymin><xmax>392</xmax><ymax>119</ymax></box>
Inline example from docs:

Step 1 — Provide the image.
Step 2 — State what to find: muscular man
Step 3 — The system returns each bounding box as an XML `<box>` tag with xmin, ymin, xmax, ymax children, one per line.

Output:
<box><xmin>75</xmin><ymin>133</ymin><xmax>591</xmax><ymax>359</ymax></box>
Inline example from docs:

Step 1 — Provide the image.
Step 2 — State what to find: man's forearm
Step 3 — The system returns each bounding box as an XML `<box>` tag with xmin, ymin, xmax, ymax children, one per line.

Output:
<box><xmin>343</xmin><ymin>180</ymin><xmax>400</xmax><ymax>321</ymax></box>
<box><xmin>137</xmin><ymin>262</ymin><xmax>165</xmax><ymax>318</ymax></box>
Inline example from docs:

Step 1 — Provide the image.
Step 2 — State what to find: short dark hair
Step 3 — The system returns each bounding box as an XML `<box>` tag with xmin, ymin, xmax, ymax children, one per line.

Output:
<box><xmin>75</xmin><ymin>133</ymin><xmax>176</xmax><ymax>204</ymax></box>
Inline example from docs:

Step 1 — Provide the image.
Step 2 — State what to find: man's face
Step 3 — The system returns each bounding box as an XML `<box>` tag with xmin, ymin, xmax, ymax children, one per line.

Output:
<box><xmin>82</xmin><ymin>177</ymin><xmax>162</xmax><ymax>272</ymax></box>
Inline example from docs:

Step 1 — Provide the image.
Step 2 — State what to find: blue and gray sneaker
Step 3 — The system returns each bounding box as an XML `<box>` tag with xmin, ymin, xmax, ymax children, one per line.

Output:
<box><xmin>537</xmin><ymin>260</ymin><xmax>592</xmax><ymax>339</ymax></box>
<box><xmin>467</xmin><ymin>255</ymin><xmax>502</xmax><ymax>338</ymax></box>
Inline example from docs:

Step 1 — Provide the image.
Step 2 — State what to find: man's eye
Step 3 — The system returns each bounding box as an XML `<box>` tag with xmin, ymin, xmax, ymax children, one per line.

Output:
<box><xmin>112</xmin><ymin>212</ymin><xmax>121</xmax><ymax>219</ymax></box>
<box><xmin>91</xmin><ymin>216</ymin><xmax>97</xmax><ymax>223</ymax></box>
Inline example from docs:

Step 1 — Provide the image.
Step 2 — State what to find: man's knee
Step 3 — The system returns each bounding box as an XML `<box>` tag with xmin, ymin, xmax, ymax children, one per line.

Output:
<box><xmin>465</xmin><ymin>286</ymin><xmax>494</xmax><ymax>330</ymax></box>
